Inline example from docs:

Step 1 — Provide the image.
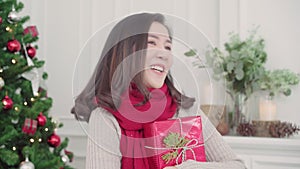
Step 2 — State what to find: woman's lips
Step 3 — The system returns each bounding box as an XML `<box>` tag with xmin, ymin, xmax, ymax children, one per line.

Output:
<box><xmin>150</xmin><ymin>64</ymin><xmax>166</xmax><ymax>73</ymax></box>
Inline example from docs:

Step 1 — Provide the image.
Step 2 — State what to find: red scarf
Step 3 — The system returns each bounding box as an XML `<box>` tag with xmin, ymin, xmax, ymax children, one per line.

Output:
<box><xmin>104</xmin><ymin>83</ymin><xmax>177</xmax><ymax>169</ymax></box>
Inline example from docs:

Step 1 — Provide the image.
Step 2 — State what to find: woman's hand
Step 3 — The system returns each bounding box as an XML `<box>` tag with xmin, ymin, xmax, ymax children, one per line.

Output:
<box><xmin>163</xmin><ymin>167</ymin><xmax>178</xmax><ymax>169</ymax></box>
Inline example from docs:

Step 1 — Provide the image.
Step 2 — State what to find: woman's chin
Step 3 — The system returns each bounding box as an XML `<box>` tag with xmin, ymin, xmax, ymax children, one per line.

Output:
<box><xmin>145</xmin><ymin>81</ymin><xmax>164</xmax><ymax>89</ymax></box>
<box><xmin>153</xmin><ymin>83</ymin><xmax>164</xmax><ymax>89</ymax></box>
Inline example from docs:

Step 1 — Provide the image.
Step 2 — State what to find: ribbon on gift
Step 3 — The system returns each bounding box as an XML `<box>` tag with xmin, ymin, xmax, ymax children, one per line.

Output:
<box><xmin>175</xmin><ymin>138</ymin><xmax>200</xmax><ymax>165</ymax></box>
<box><xmin>144</xmin><ymin>118</ymin><xmax>204</xmax><ymax>165</ymax></box>
<box><xmin>145</xmin><ymin>138</ymin><xmax>204</xmax><ymax>165</ymax></box>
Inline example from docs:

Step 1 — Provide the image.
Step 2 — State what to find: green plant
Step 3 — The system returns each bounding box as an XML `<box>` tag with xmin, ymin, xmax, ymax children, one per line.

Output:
<box><xmin>185</xmin><ymin>29</ymin><xmax>268</xmax><ymax>129</ymax></box>
<box><xmin>260</xmin><ymin>69</ymin><xmax>300</xmax><ymax>98</ymax></box>
<box><xmin>205</xmin><ymin>30</ymin><xmax>267</xmax><ymax>99</ymax></box>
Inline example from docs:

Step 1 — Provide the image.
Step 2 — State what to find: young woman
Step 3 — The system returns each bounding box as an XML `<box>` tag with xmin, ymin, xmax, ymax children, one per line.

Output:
<box><xmin>72</xmin><ymin>12</ymin><xmax>246</xmax><ymax>169</ymax></box>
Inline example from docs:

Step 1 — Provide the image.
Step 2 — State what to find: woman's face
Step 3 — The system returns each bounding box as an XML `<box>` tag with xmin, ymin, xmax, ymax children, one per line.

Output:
<box><xmin>143</xmin><ymin>22</ymin><xmax>173</xmax><ymax>88</ymax></box>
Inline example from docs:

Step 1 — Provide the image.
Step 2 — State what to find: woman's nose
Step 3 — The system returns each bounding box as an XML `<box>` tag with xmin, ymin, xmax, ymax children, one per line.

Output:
<box><xmin>156</xmin><ymin>50</ymin><xmax>171</xmax><ymax>61</ymax></box>
<box><xmin>153</xmin><ymin>43</ymin><xmax>171</xmax><ymax>60</ymax></box>
<box><xmin>157</xmin><ymin>54</ymin><xmax>168</xmax><ymax>60</ymax></box>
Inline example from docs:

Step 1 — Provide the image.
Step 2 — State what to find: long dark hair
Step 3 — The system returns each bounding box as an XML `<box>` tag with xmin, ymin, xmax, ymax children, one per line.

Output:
<box><xmin>71</xmin><ymin>13</ymin><xmax>195</xmax><ymax>122</ymax></box>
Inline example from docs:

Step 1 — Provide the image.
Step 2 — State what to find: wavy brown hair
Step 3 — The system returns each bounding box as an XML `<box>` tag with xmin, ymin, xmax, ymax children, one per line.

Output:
<box><xmin>71</xmin><ymin>13</ymin><xmax>195</xmax><ymax>122</ymax></box>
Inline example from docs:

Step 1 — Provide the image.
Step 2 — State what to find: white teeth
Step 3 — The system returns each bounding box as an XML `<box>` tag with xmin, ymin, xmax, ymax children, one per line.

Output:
<box><xmin>150</xmin><ymin>65</ymin><xmax>164</xmax><ymax>72</ymax></box>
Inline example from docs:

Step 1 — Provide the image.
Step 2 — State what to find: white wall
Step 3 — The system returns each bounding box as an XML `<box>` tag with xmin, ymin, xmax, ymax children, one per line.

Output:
<box><xmin>21</xmin><ymin>0</ymin><xmax>300</xmax><ymax>168</ymax></box>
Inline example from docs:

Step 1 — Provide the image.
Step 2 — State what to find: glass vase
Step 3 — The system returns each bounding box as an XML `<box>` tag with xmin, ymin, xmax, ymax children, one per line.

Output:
<box><xmin>227</xmin><ymin>92</ymin><xmax>248</xmax><ymax>134</ymax></box>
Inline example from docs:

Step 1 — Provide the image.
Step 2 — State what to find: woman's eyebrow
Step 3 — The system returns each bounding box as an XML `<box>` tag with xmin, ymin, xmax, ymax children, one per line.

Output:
<box><xmin>148</xmin><ymin>34</ymin><xmax>171</xmax><ymax>44</ymax></box>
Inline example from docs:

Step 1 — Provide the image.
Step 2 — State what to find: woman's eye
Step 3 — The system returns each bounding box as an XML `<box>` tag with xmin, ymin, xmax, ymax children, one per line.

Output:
<box><xmin>148</xmin><ymin>41</ymin><xmax>156</xmax><ymax>45</ymax></box>
<box><xmin>165</xmin><ymin>46</ymin><xmax>171</xmax><ymax>51</ymax></box>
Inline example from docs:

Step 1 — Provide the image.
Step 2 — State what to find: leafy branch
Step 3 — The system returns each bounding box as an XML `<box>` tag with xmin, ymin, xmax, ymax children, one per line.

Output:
<box><xmin>260</xmin><ymin>69</ymin><xmax>300</xmax><ymax>98</ymax></box>
<box><xmin>184</xmin><ymin>49</ymin><xmax>206</xmax><ymax>69</ymax></box>
<box><xmin>161</xmin><ymin>132</ymin><xmax>190</xmax><ymax>164</ymax></box>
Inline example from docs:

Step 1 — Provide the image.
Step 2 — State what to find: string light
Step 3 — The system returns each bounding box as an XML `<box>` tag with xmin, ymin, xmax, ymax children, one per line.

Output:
<box><xmin>14</xmin><ymin>107</ymin><xmax>19</xmax><ymax>111</ymax></box>
<box><xmin>0</xmin><ymin>69</ymin><xmax>3</xmax><ymax>73</ymax></box>
<box><xmin>6</xmin><ymin>26</ymin><xmax>13</xmax><ymax>32</ymax></box>
<box><xmin>38</xmin><ymin>138</ymin><xmax>42</xmax><ymax>142</ymax></box>
<box><xmin>30</xmin><ymin>97</ymin><xmax>35</xmax><ymax>102</ymax></box>
<box><xmin>12</xmin><ymin>146</ymin><xmax>16</xmax><ymax>151</ymax></box>
<box><xmin>11</xmin><ymin>118</ymin><xmax>18</xmax><ymax>124</ymax></box>
<box><xmin>11</xmin><ymin>59</ymin><xmax>17</xmax><ymax>64</ymax></box>
<box><xmin>0</xmin><ymin>77</ymin><xmax>4</xmax><ymax>89</ymax></box>
<box><xmin>24</xmin><ymin>101</ymin><xmax>28</xmax><ymax>106</ymax></box>
<box><xmin>30</xmin><ymin>138</ymin><xmax>34</xmax><ymax>143</ymax></box>
<box><xmin>45</xmin><ymin>128</ymin><xmax>48</xmax><ymax>131</ymax></box>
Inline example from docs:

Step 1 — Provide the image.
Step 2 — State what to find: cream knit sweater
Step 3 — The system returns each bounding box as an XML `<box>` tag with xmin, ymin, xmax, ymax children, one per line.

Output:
<box><xmin>86</xmin><ymin>107</ymin><xmax>246</xmax><ymax>169</ymax></box>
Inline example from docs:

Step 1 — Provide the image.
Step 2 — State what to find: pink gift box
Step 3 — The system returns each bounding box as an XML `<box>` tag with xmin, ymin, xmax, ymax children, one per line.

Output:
<box><xmin>24</xmin><ymin>26</ymin><xmax>38</xmax><ymax>37</ymax></box>
<box><xmin>144</xmin><ymin>116</ymin><xmax>206</xmax><ymax>169</ymax></box>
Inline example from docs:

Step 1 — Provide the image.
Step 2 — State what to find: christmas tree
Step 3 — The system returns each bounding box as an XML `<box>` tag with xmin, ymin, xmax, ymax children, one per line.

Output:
<box><xmin>0</xmin><ymin>0</ymin><xmax>74</xmax><ymax>168</ymax></box>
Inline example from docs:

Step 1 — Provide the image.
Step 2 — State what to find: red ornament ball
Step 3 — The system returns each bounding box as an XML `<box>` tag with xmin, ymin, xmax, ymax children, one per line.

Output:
<box><xmin>48</xmin><ymin>133</ymin><xmax>61</xmax><ymax>147</ymax></box>
<box><xmin>26</xmin><ymin>46</ymin><xmax>36</xmax><ymax>58</ymax></box>
<box><xmin>2</xmin><ymin>95</ymin><xmax>13</xmax><ymax>110</ymax></box>
<box><xmin>37</xmin><ymin>112</ymin><xmax>47</xmax><ymax>126</ymax></box>
<box><xmin>7</xmin><ymin>39</ymin><xmax>21</xmax><ymax>52</ymax></box>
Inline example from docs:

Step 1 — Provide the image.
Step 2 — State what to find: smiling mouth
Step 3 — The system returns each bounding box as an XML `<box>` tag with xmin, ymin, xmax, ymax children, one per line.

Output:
<box><xmin>150</xmin><ymin>65</ymin><xmax>165</xmax><ymax>73</ymax></box>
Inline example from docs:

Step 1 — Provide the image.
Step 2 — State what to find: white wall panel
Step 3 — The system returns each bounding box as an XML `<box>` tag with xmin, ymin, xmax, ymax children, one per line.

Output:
<box><xmin>219</xmin><ymin>0</ymin><xmax>239</xmax><ymax>47</ymax></box>
<box><xmin>188</xmin><ymin>0</ymin><xmax>220</xmax><ymax>47</ymax></box>
<box><xmin>130</xmin><ymin>0</ymin><xmax>175</xmax><ymax>14</ymax></box>
<box><xmin>114</xmin><ymin>0</ymin><xmax>132</xmax><ymax>18</ymax></box>
<box><xmin>42</xmin><ymin>0</ymin><xmax>81</xmax><ymax>120</ymax></box>
<box><xmin>245</xmin><ymin>0</ymin><xmax>300</xmax><ymax>124</ymax></box>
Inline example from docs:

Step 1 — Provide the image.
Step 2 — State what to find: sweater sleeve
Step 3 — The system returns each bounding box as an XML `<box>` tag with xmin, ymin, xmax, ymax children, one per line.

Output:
<box><xmin>175</xmin><ymin>109</ymin><xmax>246</xmax><ymax>169</ymax></box>
<box><xmin>85</xmin><ymin>108</ymin><xmax>122</xmax><ymax>169</ymax></box>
